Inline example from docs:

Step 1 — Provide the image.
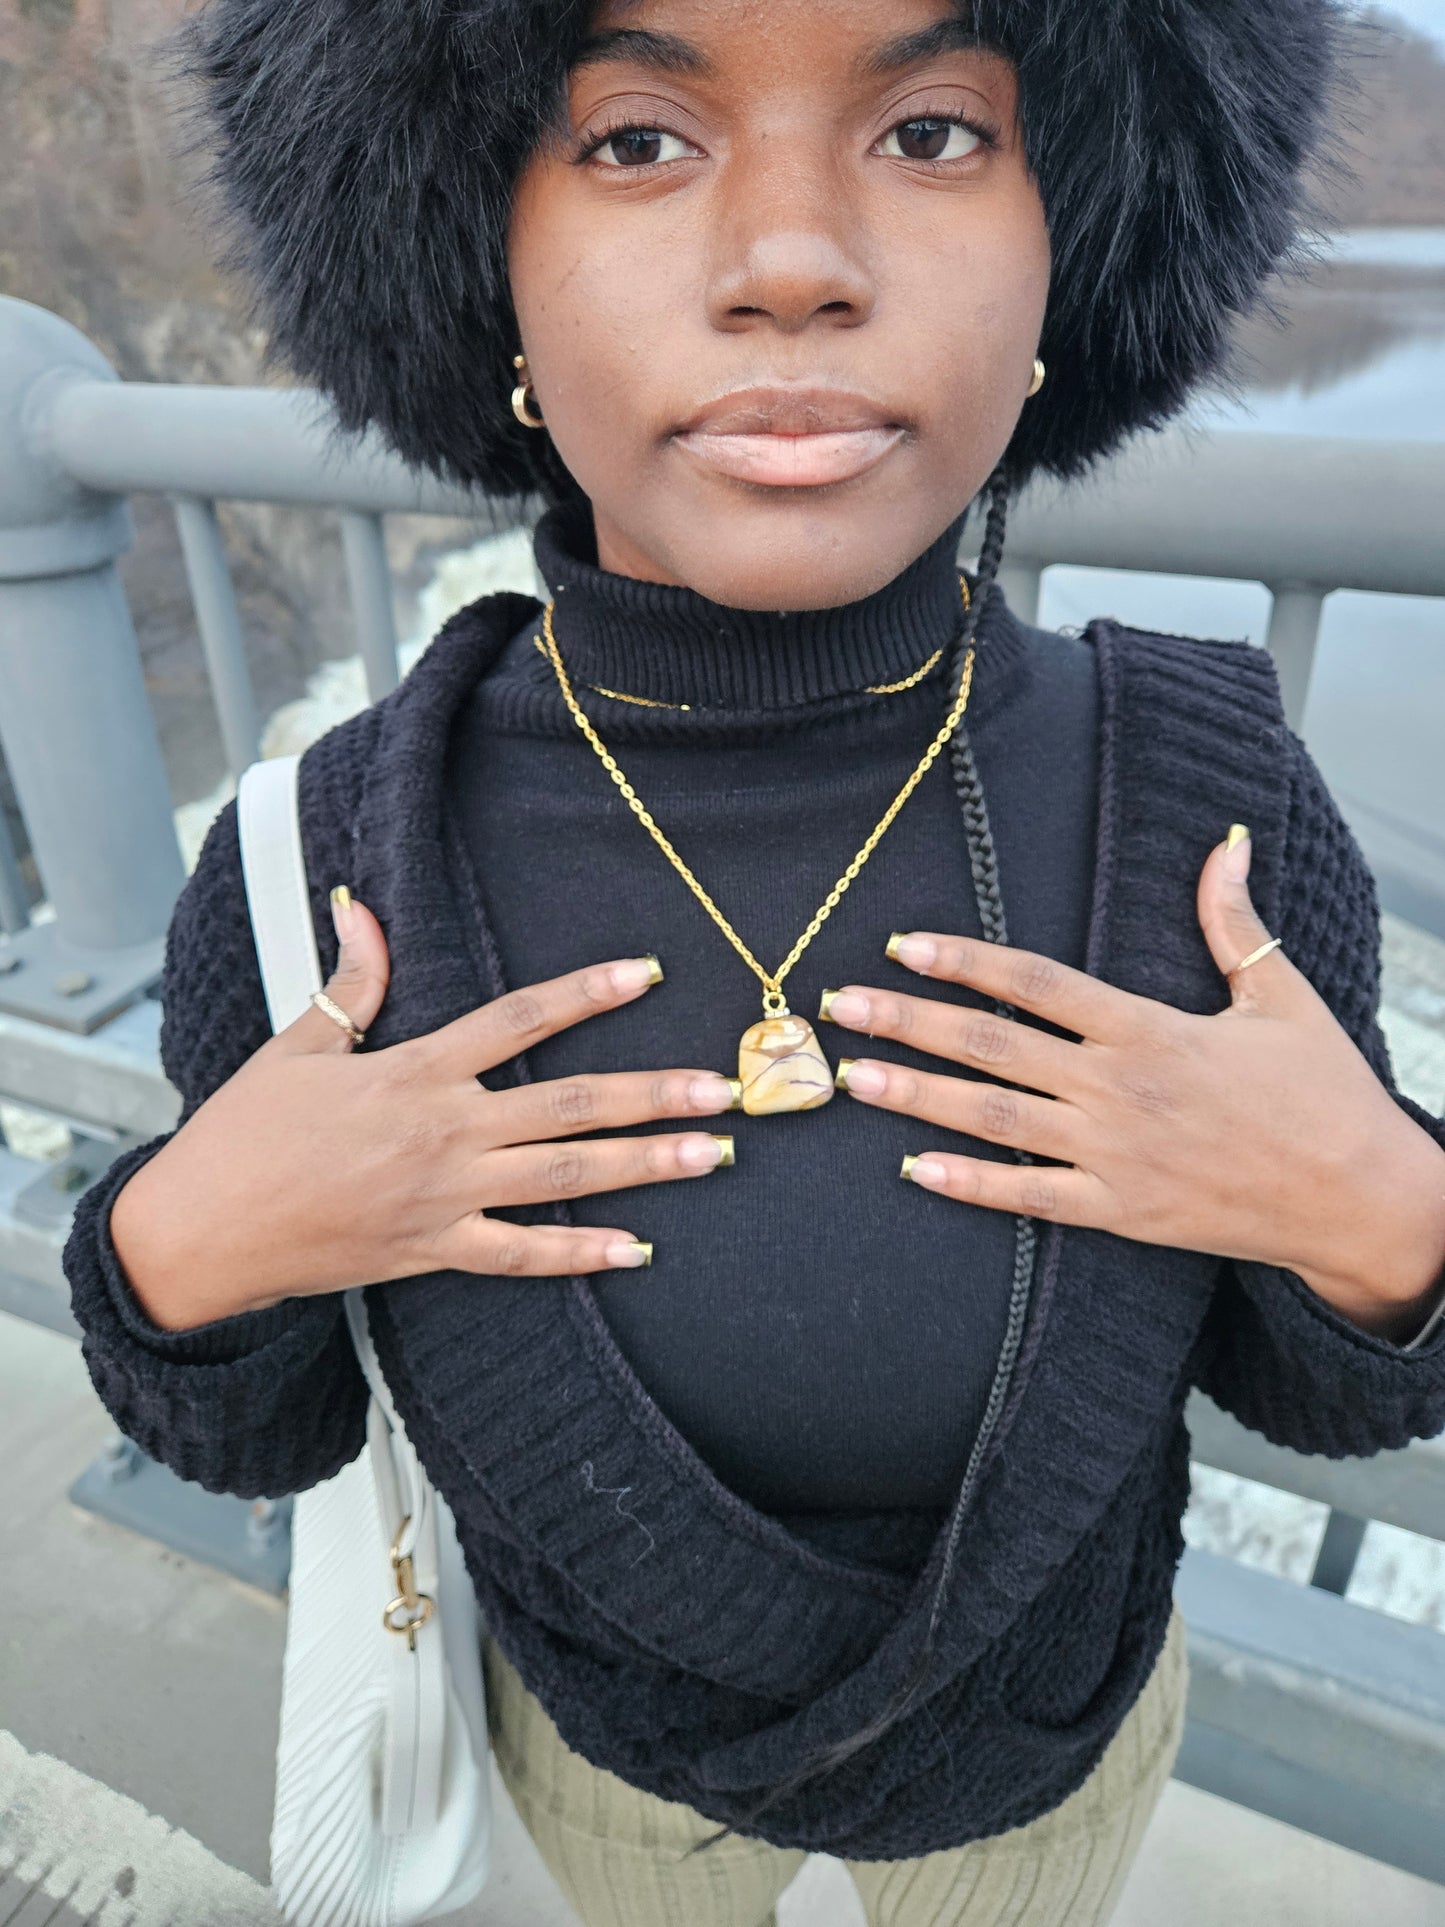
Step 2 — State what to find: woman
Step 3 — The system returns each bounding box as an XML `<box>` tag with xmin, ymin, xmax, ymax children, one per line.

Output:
<box><xmin>65</xmin><ymin>0</ymin><xmax>1445</xmax><ymax>1921</ymax></box>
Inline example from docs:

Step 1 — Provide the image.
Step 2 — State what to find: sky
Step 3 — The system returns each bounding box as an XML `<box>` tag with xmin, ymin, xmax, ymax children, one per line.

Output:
<box><xmin>1375</xmin><ymin>2</ymin><xmax>1445</xmax><ymax>47</ymax></box>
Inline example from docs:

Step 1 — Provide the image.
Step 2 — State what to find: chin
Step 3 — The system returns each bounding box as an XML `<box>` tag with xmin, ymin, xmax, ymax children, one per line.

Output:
<box><xmin>631</xmin><ymin>482</ymin><xmax>966</xmax><ymax>613</ymax></box>
<box><xmin>684</xmin><ymin>553</ymin><xmax>912</xmax><ymax>612</ymax></box>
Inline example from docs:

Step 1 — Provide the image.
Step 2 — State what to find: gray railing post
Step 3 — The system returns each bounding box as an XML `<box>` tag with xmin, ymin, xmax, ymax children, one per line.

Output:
<box><xmin>339</xmin><ymin>509</ymin><xmax>401</xmax><ymax>701</ymax></box>
<box><xmin>1265</xmin><ymin>581</ymin><xmax>1328</xmax><ymax>734</ymax></box>
<box><xmin>171</xmin><ymin>494</ymin><xmax>261</xmax><ymax>776</ymax></box>
<box><xmin>0</xmin><ymin>296</ymin><xmax>186</xmax><ymax>1032</ymax></box>
<box><xmin>0</xmin><ymin>788</ymin><xmax>30</xmax><ymax>936</ymax></box>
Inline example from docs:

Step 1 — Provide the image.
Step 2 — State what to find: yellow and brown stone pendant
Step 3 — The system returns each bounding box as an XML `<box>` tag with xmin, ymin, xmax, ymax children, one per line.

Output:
<box><xmin>737</xmin><ymin>1005</ymin><xmax>834</xmax><ymax>1115</ymax></box>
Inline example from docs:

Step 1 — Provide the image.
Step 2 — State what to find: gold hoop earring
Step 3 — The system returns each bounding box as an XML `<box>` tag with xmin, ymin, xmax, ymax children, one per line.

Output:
<box><xmin>1026</xmin><ymin>357</ymin><xmax>1046</xmax><ymax>398</ymax></box>
<box><xmin>511</xmin><ymin>353</ymin><xmax>546</xmax><ymax>430</ymax></box>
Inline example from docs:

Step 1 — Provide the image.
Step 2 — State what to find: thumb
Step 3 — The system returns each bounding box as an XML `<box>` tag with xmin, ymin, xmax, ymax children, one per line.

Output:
<box><xmin>1197</xmin><ymin>824</ymin><xmax>1285</xmax><ymax>1011</ymax></box>
<box><xmin>284</xmin><ymin>884</ymin><xmax>391</xmax><ymax>1052</ymax></box>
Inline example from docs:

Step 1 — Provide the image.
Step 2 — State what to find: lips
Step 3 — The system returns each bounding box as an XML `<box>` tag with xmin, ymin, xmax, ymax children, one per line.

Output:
<box><xmin>672</xmin><ymin>387</ymin><xmax>905</xmax><ymax>489</ymax></box>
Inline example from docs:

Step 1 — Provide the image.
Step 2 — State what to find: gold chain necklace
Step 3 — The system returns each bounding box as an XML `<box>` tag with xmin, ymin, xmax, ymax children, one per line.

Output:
<box><xmin>538</xmin><ymin>578</ymin><xmax>975</xmax><ymax>1116</ymax></box>
<box><xmin>530</xmin><ymin>635</ymin><xmax>945</xmax><ymax>706</ymax></box>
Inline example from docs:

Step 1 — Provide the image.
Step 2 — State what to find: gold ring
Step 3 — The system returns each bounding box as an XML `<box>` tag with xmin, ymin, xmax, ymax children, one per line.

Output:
<box><xmin>310</xmin><ymin>988</ymin><xmax>365</xmax><ymax>1044</ymax></box>
<box><xmin>1229</xmin><ymin>935</ymin><xmax>1283</xmax><ymax>975</ymax></box>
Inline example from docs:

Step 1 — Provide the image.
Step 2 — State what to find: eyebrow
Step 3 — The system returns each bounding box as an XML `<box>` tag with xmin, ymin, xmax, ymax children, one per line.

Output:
<box><xmin>569</xmin><ymin>28</ymin><xmax>714</xmax><ymax>79</ymax></box>
<box><xmin>859</xmin><ymin>19</ymin><xmax>989</xmax><ymax>76</ymax></box>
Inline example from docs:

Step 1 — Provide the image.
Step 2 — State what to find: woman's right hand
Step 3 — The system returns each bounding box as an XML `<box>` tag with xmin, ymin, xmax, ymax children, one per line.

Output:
<box><xmin>110</xmin><ymin>888</ymin><xmax>739</xmax><ymax>1331</ymax></box>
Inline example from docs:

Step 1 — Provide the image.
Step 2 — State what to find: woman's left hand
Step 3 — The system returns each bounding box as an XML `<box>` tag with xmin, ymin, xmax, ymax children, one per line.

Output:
<box><xmin>821</xmin><ymin>826</ymin><xmax>1445</xmax><ymax>1341</ymax></box>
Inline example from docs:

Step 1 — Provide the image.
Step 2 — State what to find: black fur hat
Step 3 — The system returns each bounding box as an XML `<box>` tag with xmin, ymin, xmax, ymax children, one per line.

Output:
<box><xmin>182</xmin><ymin>0</ymin><xmax>1347</xmax><ymax>502</ymax></box>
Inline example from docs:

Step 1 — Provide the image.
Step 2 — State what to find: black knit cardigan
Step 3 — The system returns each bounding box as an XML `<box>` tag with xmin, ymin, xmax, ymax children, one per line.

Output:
<box><xmin>63</xmin><ymin>590</ymin><xmax>1445</xmax><ymax>1857</ymax></box>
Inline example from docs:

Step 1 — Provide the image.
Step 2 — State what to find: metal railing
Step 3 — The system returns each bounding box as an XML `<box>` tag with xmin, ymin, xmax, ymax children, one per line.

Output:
<box><xmin>2</xmin><ymin>293</ymin><xmax>1443</xmax><ymax>1881</ymax></box>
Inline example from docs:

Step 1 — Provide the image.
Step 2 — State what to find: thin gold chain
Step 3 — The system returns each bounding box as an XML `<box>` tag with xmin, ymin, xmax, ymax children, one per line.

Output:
<box><xmin>539</xmin><ymin>578</ymin><xmax>975</xmax><ymax>1016</ymax></box>
<box><xmin>530</xmin><ymin>636</ymin><xmax>944</xmax><ymax>706</ymax></box>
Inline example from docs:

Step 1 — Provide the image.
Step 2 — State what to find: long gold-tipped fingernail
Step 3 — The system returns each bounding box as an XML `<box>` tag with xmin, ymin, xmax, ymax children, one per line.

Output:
<box><xmin>835</xmin><ymin>1057</ymin><xmax>857</xmax><ymax>1091</ymax></box>
<box><xmin>885</xmin><ymin>932</ymin><xmax>909</xmax><ymax>963</ymax></box>
<box><xmin>818</xmin><ymin>988</ymin><xmax>840</xmax><ymax>1023</ymax></box>
<box><xmin>900</xmin><ymin>1153</ymin><xmax>920</xmax><ymax>1181</ymax></box>
<box><xmin>725</xmin><ymin>1078</ymin><xmax>744</xmax><ymax>1110</ymax></box>
<box><xmin>643</xmin><ymin>953</ymin><xmax>664</xmax><ymax>985</ymax></box>
<box><xmin>711</xmin><ymin>1134</ymin><xmax>735</xmax><ymax>1166</ymax></box>
<box><xmin>605</xmin><ymin>1238</ymin><xmax>653</xmax><ymax>1268</ymax></box>
<box><xmin>1225</xmin><ymin>823</ymin><xmax>1249</xmax><ymax>853</ymax></box>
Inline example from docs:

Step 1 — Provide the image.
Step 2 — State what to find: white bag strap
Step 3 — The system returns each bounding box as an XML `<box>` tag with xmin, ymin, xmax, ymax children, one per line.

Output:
<box><xmin>238</xmin><ymin>754</ymin><xmax>464</xmax><ymax>1847</ymax></box>
<box><xmin>236</xmin><ymin>755</ymin><xmax>324</xmax><ymax>1032</ymax></box>
<box><xmin>235</xmin><ymin>756</ymin><xmax>427</xmax><ymax>1556</ymax></box>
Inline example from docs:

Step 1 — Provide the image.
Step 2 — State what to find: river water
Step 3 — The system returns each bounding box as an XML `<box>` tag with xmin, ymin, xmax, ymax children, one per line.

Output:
<box><xmin>1039</xmin><ymin>226</ymin><xmax>1445</xmax><ymax>937</ymax></box>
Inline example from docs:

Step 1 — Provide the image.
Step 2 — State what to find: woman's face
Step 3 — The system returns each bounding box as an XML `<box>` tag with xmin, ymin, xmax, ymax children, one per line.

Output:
<box><xmin>507</xmin><ymin>0</ymin><xmax>1050</xmax><ymax>609</ymax></box>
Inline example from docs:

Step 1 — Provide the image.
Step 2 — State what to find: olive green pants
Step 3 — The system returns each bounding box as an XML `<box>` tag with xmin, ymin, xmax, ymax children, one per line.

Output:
<box><xmin>483</xmin><ymin>1597</ymin><xmax>1188</xmax><ymax>1927</ymax></box>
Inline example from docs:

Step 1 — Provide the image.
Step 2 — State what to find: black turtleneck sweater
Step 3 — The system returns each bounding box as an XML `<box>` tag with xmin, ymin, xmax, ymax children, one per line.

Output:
<box><xmin>446</xmin><ymin>505</ymin><xmax>1099</xmax><ymax>1524</ymax></box>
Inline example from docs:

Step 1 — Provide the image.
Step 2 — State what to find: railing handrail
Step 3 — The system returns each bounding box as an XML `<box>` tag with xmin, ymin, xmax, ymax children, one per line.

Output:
<box><xmin>1005</xmin><ymin>426</ymin><xmax>1445</xmax><ymax>600</ymax></box>
<box><xmin>45</xmin><ymin>376</ymin><xmax>499</xmax><ymax>521</ymax></box>
<box><xmin>34</xmin><ymin>368</ymin><xmax>1445</xmax><ymax>600</ymax></box>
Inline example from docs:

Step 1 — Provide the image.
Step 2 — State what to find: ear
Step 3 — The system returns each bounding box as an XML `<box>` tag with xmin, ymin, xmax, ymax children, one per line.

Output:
<box><xmin>1197</xmin><ymin>825</ymin><xmax>1291</xmax><ymax>1013</ymax></box>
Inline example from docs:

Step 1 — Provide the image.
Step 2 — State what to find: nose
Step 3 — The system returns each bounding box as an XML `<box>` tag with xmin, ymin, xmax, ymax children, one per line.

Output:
<box><xmin>706</xmin><ymin>158</ymin><xmax>875</xmax><ymax>334</ymax></box>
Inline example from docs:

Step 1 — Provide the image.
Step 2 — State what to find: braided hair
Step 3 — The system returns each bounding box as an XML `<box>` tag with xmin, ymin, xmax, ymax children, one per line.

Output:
<box><xmin>680</xmin><ymin>467</ymin><xmax>1043</xmax><ymax>1857</ymax></box>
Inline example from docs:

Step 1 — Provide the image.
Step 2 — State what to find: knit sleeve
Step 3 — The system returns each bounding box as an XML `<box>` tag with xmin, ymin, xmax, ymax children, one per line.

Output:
<box><xmin>1190</xmin><ymin>731</ymin><xmax>1445</xmax><ymax>1458</ymax></box>
<box><xmin>61</xmin><ymin>754</ymin><xmax>369</xmax><ymax>1501</ymax></box>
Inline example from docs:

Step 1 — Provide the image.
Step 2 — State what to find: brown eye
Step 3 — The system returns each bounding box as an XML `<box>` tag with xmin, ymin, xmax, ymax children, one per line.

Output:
<box><xmin>594</xmin><ymin>127</ymin><xmax>694</xmax><ymax>167</ymax></box>
<box><xmin>878</xmin><ymin>118</ymin><xmax>982</xmax><ymax>162</ymax></box>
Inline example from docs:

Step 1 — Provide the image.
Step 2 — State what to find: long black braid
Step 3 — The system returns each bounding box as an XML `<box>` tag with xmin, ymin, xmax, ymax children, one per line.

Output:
<box><xmin>682</xmin><ymin>466</ymin><xmax>1043</xmax><ymax>1858</ymax></box>
<box><xmin>949</xmin><ymin>472</ymin><xmax>1013</xmax><ymax>950</ymax></box>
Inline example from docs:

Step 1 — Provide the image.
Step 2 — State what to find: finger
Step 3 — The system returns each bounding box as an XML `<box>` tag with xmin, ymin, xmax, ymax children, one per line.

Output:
<box><xmin>425</xmin><ymin>955</ymin><xmax>664</xmax><ymax>1078</ymax></box>
<box><xmin>899</xmin><ymin>1150</ymin><xmax>1105</xmax><ymax>1226</ymax></box>
<box><xmin>275</xmin><ymin>885</ymin><xmax>389</xmax><ymax>1055</ymax></box>
<box><xmin>470</xmin><ymin>1129</ymin><xmax>733</xmax><ymax>1210</ymax></box>
<box><xmin>819</xmin><ymin>984</ymin><xmax>1092</xmax><ymax>1095</ymax></box>
<box><xmin>871</xmin><ymin>931</ymin><xmax>1141</xmax><ymax>1045</ymax></box>
<box><xmin>836</xmin><ymin>1058</ymin><xmax>1087</xmax><ymax>1163</ymax></box>
<box><xmin>482</xmin><ymin>1067</ymin><xmax>742</xmax><ymax>1147</ymax></box>
<box><xmin>450</xmin><ymin>1220</ymin><xmax>659</xmax><ymax>1278</ymax></box>
<box><xmin>1196</xmin><ymin>825</ymin><xmax>1296</xmax><ymax>1013</ymax></box>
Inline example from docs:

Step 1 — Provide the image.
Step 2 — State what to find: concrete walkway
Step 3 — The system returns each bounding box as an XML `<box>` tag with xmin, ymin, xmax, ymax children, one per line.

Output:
<box><xmin>4</xmin><ymin>1310</ymin><xmax>1443</xmax><ymax>1926</ymax></box>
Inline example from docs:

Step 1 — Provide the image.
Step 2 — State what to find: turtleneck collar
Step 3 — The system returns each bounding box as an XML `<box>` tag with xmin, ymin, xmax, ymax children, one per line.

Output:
<box><xmin>532</xmin><ymin>500</ymin><xmax>972</xmax><ymax>711</ymax></box>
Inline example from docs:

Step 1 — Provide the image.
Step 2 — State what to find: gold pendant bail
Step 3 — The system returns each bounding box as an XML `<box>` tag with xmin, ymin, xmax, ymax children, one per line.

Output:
<box><xmin>762</xmin><ymin>985</ymin><xmax>789</xmax><ymax>1017</ymax></box>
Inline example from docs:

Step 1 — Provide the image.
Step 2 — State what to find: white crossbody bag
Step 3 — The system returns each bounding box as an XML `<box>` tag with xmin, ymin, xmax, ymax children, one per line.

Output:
<box><xmin>237</xmin><ymin>752</ymin><xmax>492</xmax><ymax>1927</ymax></box>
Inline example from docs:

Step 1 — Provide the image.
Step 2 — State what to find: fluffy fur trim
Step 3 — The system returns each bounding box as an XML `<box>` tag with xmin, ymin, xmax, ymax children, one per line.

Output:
<box><xmin>179</xmin><ymin>0</ymin><xmax>1348</xmax><ymax>500</ymax></box>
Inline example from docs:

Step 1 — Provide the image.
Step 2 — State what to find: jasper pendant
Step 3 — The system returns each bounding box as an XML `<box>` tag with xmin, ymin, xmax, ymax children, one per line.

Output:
<box><xmin>737</xmin><ymin>1013</ymin><xmax>835</xmax><ymax>1116</ymax></box>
